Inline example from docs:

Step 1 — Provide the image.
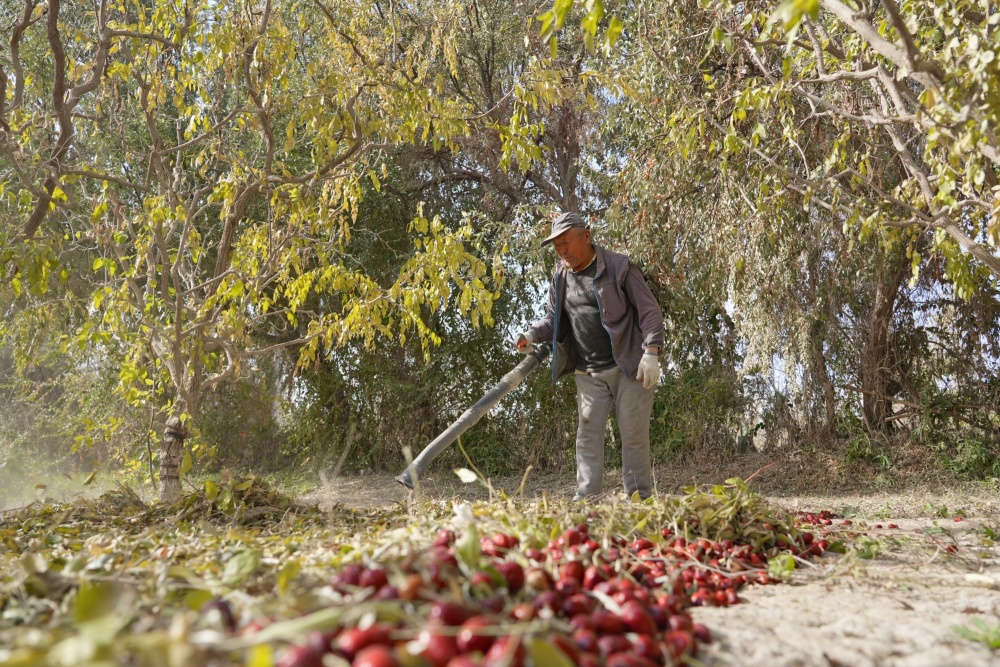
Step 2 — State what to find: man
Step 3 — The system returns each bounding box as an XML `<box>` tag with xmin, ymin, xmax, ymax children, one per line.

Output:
<box><xmin>516</xmin><ymin>212</ymin><xmax>665</xmax><ymax>501</ymax></box>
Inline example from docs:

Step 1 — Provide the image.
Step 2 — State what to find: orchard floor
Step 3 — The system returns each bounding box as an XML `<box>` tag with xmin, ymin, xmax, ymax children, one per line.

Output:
<box><xmin>306</xmin><ymin>467</ymin><xmax>1000</xmax><ymax>667</ymax></box>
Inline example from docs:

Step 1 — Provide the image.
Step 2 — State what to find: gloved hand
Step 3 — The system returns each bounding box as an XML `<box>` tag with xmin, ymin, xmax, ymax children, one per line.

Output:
<box><xmin>514</xmin><ymin>331</ymin><xmax>534</xmax><ymax>353</ymax></box>
<box><xmin>636</xmin><ymin>353</ymin><xmax>660</xmax><ymax>389</ymax></box>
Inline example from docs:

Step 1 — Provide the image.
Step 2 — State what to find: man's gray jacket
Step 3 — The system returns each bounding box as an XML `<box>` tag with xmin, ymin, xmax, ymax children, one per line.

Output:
<box><xmin>528</xmin><ymin>244</ymin><xmax>665</xmax><ymax>383</ymax></box>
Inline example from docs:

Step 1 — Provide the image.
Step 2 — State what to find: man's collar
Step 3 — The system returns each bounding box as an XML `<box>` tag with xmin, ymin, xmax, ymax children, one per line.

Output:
<box><xmin>568</xmin><ymin>248</ymin><xmax>597</xmax><ymax>273</ymax></box>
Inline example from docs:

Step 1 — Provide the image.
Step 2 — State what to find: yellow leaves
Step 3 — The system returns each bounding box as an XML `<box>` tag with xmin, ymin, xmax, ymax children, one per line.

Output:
<box><xmin>5</xmin><ymin>0</ymin><xmax>525</xmax><ymax>419</ymax></box>
<box><xmin>90</xmin><ymin>201</ymin><xmax>108</xmax><ymax>223</ymax></box>
<box><xmin>767</xmin><ymin>0</ymin><xmax>819</xmax><ymax>36</ymax></box>
<box><xmin>606</xmin><ymin>17</ymin><xmax>623</xmax><ymax>47</ymax></box>
<box><xmin>410</xmin><ymin>210</ymin><xmax>430</xmax><ymax>235</ymax></box>
<box><xmin>277</xmin><ymin>560</ymin><xmax>301</xmax><ymax>595</ymax></box>
<box><xmin>180</xmin><ymin>451</ymin><xmax>193</xmax><ymax>477</ymax></box>
<box><xmin>106</xmin><ymin>62</ymin><xmax>132</xmax><ymax>80</ymax></box>
<box><xmin>580</xmin><ymin>1</ymin><xmax>604</xmax><ymax>37</ymax></box>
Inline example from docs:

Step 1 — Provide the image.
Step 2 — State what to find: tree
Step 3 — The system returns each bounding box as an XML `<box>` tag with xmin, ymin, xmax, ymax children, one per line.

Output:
<box><xmin>683</xmin><ymin>0</ymin><xmax>999</xmax><ymax>286</ymax></box>
<box><xmin>544</xmin><ymin>0</ymin><xmax>999</xmax><ymax>447</ymax></box>
<box><xmin>1</xmin><ymin>0</ymin><xmax>500</xmax><ymax>500</ymax></box>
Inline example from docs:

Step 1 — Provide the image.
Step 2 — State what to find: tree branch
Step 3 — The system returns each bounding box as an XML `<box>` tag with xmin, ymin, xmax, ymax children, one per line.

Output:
<box><xmin>819</xmin><ymin>0</ymin><xmax>940</xmax><ymax>89</ymax></box>
<box><xmin>879</xmin><ymin>0</ymin><xmax>947</xmax><ymax>82</ymax></box>
<box><xmin>213</xmin><ymin>184</ymin><xmax>259</xmax><ymax>279</ymax></box>
<box><xmin>23</xmin><ymin>0</ymin><xmax>71</xmax><ymax>238</ymax></box>
<box><xmin>107</xmin><ymin>28</ymin><xmax>176</xmax><ymax>50</ymax></box>
<box><xmin>8</xmin><ymin>0</ymin><xmax>37</xmax><ymax>111</ymax></box>
<box><xmin>64</xmin><ymin>168</ymin><xmax>151</xmax><ymax>193</ymax></box>
<box><xmin>66</xmin><ymin>0</ymin><xmax>110</xmax><ymax>106</ymax></box>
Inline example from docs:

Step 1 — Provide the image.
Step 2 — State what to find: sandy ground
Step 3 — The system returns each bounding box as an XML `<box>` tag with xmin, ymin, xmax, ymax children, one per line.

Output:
<box><xmin>306</xmin><ymin>468</ymin><xmax>1000</xmax><ymax>667</ymax></box>
<box><xmin>692</xmin><ymin>516</ymin><xmax>1000</xmax><ymax>667</ymax></box>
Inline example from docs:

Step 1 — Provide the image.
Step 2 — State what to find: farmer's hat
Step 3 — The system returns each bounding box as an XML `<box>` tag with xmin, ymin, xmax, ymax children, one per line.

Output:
<box><xmin>541</xmin><ymin>212</ymin><xmax>588</xmax><ymax>245</ymax></box>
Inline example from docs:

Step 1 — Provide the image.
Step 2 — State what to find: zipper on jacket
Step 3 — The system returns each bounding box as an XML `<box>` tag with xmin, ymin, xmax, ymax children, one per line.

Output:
<box><xmin>592</xmin><ymin>281</ymin><xmax>628</xmax><ymax>376</ymax></box>
<box><xmin>551</xmin><ymin>270</ymin><xmax>561</xmax><ymax>384</ymax></box>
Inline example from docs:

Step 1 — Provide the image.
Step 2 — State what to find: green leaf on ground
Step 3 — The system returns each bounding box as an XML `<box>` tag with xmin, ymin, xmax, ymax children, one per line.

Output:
<box><xmin>223</xmin><ymin>549</ymin><xmax>261</xmax><ymax>586</ymax></box>
<box><xmin>953</xmin><ymin>619</ymin><xmax>1000</xmax><ymax>650</ymax></box>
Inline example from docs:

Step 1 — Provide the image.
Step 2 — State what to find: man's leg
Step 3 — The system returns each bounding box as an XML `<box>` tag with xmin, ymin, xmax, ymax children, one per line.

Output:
<box><xmin>573</xmin><ymin>372</ymin><xmax>615</xmax><ymax>500</ymax></box>
<box><xmin>608</xmin><ymin>370</ymin><xmax>655</xmax><ymax>499</ymax></box>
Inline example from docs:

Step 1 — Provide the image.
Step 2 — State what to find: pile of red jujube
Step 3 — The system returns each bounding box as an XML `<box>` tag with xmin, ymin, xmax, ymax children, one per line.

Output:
<box><xmin>795</xmin><ymin>509</ymin><xmax>838</xmax><ymax>527</ymax></box>
<box><xmin>269</xmin><ymin>515</ymin><xmax>827</xmax><ymax>667</ymax></box>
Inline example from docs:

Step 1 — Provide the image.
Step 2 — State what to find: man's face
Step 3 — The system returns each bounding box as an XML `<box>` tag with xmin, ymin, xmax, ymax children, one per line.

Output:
<box><xmin>551</xmin><ymin>227</ymin><xmax>594</xmax><ymax>272</ymax></box>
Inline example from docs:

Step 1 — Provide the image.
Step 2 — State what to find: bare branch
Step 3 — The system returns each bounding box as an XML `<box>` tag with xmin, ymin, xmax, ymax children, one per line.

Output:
<box><xmin>66</xmin><ymin>0</ymin><xmax>110</xmax><ymax>106</ymax></box>
<box><xmin>242</xmin><ymin>334</ymin><xmax>317</xmax><ymax>357</ymax></box>
<box><xmin>156</xmin><ymin>106</ymin><xmax>245</xmax><ymax>156</ymax></box>
<box><xmin>879</xmin><ymin>0</ymin><xmax>947</xmax><ymax>82</ymax></box>
<box><xmin>241</xmin><ymin>0</ymin><xmax>276</xmax><ymax>176</ymax></box>
<box><xmin>869</xmin><ymin>79</ymin><xmax>934</xmax><ymax>204</ymax></box>
<box><xmin>23</xmin><ymin>0</ymin><xmax>73</xmax><ymax>238</ymax></box>
<box><xmin>313</xmin><ymin>0</ymin><xmax>373</xmax><ymax>70</ymax></box>
<box><xmin>0</xmin><ymin>143</ymin><xmax>51</xmax><ymax>200</ymax></box>
<box><xmin>265</xmin><ymin>89</ymin><xmax>366</xmax><ymax>184</ymax></box>
<box><xmin>107</xmin><ymin>29</ymin><xmax>176</xmax><ymax>50</ymax></box>
<box><xmin>819</xmin><ymin>0</ymin><xmax>940</xmax><ymax>89</ymax></box>
<box><xmin>0</xmin><ymin>63</ymin><xmax>7</xmax><ymax>132</ymax></box>
<box><xmin>181</xmin><ymin>269</ymin><xmax>237</xmax><ymax>297</ymax></box>
<box><xmin>214</xmin><ymin>185</ymin><xmax>259</xmax><ymax>279</ymax></box>
<box><xmin>9</xmin><ymin>0</ymin><xmax>37</xmax><ymax>111</ymax></box>
<box><xmin>803</xmin><ymin>18</ymin><xmax>827</xmax><ymax>77</ymax></box>
<box><xmin>801</xmin><ymin>67</ymin><xmax>881</xmax><ymax>84</ymax></box>
<box><xmin>940</xmin><ymin>221</ymin><xmax>1000</xmax><ymax>275</ymax></box>
<box><xmin>64</xmin><ymin>168</ymin><xmax>151</xmax><ymax>193</ymax></box>
<box><xmin>525</xmin><ymin>169</ymin><xmax>564</xmax><ymax>205</ymax></box>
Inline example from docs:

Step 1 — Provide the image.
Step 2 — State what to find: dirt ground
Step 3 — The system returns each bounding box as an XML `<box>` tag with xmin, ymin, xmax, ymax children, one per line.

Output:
<box><xmin>306</xmin><ymin>466</ymin><xmax>1000</xmax><ymax>667</ymax></box>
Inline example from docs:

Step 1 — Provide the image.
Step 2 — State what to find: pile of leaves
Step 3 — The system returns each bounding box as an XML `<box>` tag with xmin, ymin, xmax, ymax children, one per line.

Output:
<box><xmin>0</xmin><ymin>478</ymin><xmax>835</xmax><ymax>666</ymax></box>
<box><xmin>154</xmin><ymin>474</ymin><xmax>318</xmax><ymax>525</ymax></box>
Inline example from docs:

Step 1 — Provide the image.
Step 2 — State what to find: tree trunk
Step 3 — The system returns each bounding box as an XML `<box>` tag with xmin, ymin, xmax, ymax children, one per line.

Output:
<box><xmin>159</xmin><ymin>414</ymin><xmax>187</xmax><ymax>502</ymax></box>
<box><xmin>810</xmin><ymin>316</ymin><xmax>836</xmax><ymax>431</ymax></box>
<box><xmin>806</xmin><ymin>251</ymin><xmax>836</xmax><ymax>432</ymax></box>
<box><xmin>860</xmin><ymin>254</ymin><xmax>908</xmax><ymax>434</ymax></box>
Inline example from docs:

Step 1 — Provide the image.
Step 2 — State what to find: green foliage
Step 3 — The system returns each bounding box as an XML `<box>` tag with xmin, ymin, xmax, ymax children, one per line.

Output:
<box><xmin>649</xmin><ymin>368</ymin><xmax>747</xmax><ymax>462</ymax></box>
<box><xmin>767</xmin><ymin>552</ymin><xmax>797</xmax><ymax>579</ymax></box>
<box><xmin>4</xmin><ymin>0</ymin><xmax>1000</xmax><ymax>488</ymax></box>
<box><xmin>586</xmin><ymin>0</ymin><xmax>1000</xmax><ymax>457</ymax></box>
<box><xmin>843</xmin><ymin>431</ymin><xmax>894</xmax><ymax>471</ymax></box>
<box><xmin>278</xmin><ymin>314</ymin><xmax>579</xmax><ymax>478</ymax></box>
<box><xmin>0</xmin><ymin>478</ymin><xmax>813</xmax><ymax>663</ymax></box>
<box><xmin>938</xmin><ymin>437</ymin><xmax>1000</xmax><ymax>479</ymax></box>
<box><xmin>195</xmin><ymin>370</ymin><xmax>284</xmax><ymax>472</ymax></box>
<box><xmin>537</xmin><ymin>0</ymin><xmax>623</xmax><ymax>56</ymax></box>
<box><xmin>853</xmin><ymin>536</ymin><xmax>882</xmax><ymax>560</ymax></box>
<box><xmin>953</xmin><ymin>619</ymin><xmax>1000</xmax><ymax>651</ymax></box>
<box><xmin>0</xmin><ymin>339</ymin><xmax>156</xmax><ymax>502</ymax></box>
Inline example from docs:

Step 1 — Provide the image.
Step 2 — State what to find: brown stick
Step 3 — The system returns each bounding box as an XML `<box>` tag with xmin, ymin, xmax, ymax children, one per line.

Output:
<box><xmin>836</xmin><ymin>384</ymin><xmax>984</xmax><ymax>412</ymax></box>
<box><xmin>744</xmin><ymin>461</ymin><xmax>779</xmax><ymax>483</ymax></box>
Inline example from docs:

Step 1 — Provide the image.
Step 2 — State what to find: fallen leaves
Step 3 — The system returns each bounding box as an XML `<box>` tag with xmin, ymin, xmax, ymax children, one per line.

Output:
<box><xmin>0</xmin><ymin>478</ymin><xmax>831</xmax><ymax>666</ymax></box>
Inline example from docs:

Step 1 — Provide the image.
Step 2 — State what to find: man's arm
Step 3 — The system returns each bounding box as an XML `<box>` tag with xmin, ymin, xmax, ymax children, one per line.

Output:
<box><xmin>527</xmin><ymin>272</ymin><xmax>558</xmax><ymax>343</ymax></box>
<box><xmin>624</xmin><ymin>265</ymin><xmax>665</xmax><ymax>352</ymax></box>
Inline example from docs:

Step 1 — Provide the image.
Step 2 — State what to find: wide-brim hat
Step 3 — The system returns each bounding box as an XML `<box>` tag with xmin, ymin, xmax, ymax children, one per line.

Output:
<box><xmin>541</xmin><ymin>212</ymin><xmax>588</xmax><ymax>245</ymax></box>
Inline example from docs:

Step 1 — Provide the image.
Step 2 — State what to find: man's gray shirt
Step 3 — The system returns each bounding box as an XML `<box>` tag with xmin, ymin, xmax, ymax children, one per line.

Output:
<box><xmin>529</xmin><ymin>244</ymin><xmax>665</xmax><ymax>382</ymax></box>
<box><xmin>564</xmin><ymin>260</ymin><xmax>617</xmax><ymax>373</ymax></box>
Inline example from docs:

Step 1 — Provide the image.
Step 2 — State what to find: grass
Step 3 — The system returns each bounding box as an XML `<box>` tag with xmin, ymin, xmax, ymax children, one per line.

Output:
<box><xmin>953</xmin><ymin>619</ymin><xmax>1000</xmax><ymax>651</ymax></box>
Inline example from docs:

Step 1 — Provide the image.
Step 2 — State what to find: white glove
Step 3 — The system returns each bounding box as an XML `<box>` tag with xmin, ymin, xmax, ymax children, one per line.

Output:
<box><xmin>514</xmin><ymin>331</ymin><xmax>534</xmax><ymax>354</ymax></box>
<box><xmin>636</xmin><ymin>353</ymin><xmax>660</xmax><ymax>389</ymax></box>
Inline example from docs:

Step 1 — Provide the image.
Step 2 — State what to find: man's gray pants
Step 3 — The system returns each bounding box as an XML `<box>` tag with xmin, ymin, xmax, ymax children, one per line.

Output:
<box><xmin>573</xmin><ymin>367</ymin><xmax>655</xmax><ymax>500</ymax></box>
